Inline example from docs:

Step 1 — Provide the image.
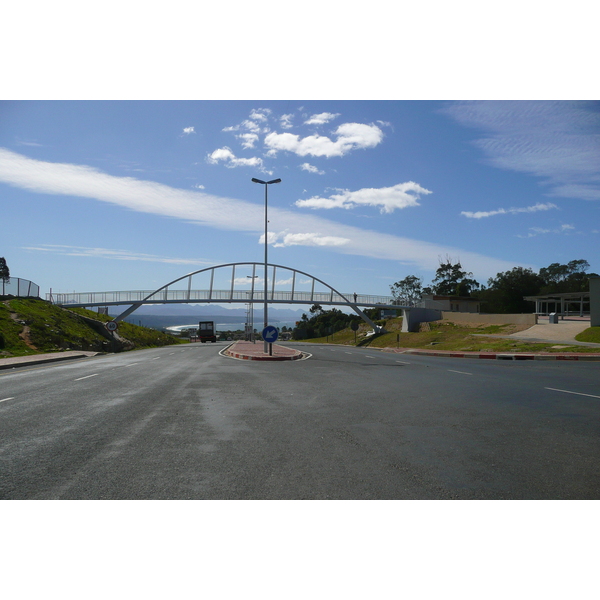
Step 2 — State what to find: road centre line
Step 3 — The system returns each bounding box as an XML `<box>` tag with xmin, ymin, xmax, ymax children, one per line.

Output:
<box><xmin>124</xmin><ymin>363</ymin><xmax>139</xmax><ymax>368</ymax></box>
<box><xmin>396</xmin><ymin>360</ymin><xmax>411</xmax><ymax>365</ymax></box>
<box><xmin>545</xmin><ymin>387</ymin><xmax>600</xmax><ymax>400</ymax></box>
<box><xmin>448</xmin><ymin>370</ymin><xmax>473</xmax><ymax>376</ymax></box>
<box><xmin>152</xmin><ymin>357</ymin><xmax>161</xmax><ymax>360</ymax></box>
<box><xmin>0</xmin><ymin>397</ymin><xmax>15</xmax><ymax>403</ymax></box>
<box><xmin>74</xmin><ymin>374</ymin><xmax>99</xmax><ymax>381</ymax></box>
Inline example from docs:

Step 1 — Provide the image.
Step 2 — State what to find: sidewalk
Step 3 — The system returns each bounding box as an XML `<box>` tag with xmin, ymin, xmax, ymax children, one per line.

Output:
<box><xmin>224</xmin><ymin>341</ymin><xmax>304</xmax><ymax>361</ymax></box>
<box><xmin>0</xmin><ymin>350</ymin><xmax>100</xmax><ymax>370</ymax></box>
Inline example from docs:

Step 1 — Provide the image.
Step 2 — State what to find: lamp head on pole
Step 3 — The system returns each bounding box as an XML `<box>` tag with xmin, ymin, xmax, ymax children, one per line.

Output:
<box><xmin>252</xmin><ymin>177</ymin><xmax>281</xmax><ymax>185</ymax></box>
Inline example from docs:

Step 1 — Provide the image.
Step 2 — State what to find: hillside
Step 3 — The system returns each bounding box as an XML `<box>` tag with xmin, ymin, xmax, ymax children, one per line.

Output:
<box><xmin>0</xmin><ymin>298</ymin><xmax>181</xmax><ymax>358</ymax></box>
<box><xmin>297</xmin><ymin>317</ymin><xmax>599</xmax><ymax>354</ymax></box>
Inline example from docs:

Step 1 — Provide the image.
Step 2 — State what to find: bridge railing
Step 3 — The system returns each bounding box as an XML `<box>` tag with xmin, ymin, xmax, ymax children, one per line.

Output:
<box><xmin>48</xmin><ymin>289</ymin><xmax>396</xmax><ymax>307</ymax></box>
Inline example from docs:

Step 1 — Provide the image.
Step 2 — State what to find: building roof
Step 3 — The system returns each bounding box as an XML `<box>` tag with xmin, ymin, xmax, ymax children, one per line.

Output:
<box><xmin>524</xmin><ymin>291</ymin><xmax>590</xmax><ymax>301</ymax></box>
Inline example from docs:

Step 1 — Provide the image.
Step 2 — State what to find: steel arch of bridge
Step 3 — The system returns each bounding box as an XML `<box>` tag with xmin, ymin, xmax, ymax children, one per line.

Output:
<box><xmin>52</xmin><ymin>262</ymin><xmax>400</xmax><ymax>331</ymax></box>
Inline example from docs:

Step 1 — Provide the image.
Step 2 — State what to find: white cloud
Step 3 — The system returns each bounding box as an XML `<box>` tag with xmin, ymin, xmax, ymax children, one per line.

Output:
<box><xmin>461</xmin><ymin>202</ymin><xmax>558</xmax><ymax>219</ymax></box>
<box><xmin>233</xmin><ymin>275</ymin><xmax>309</xmax><ymax>287</ymax></box>
<box><xmin>237</xmin><ymin>133</ymin><xmax>259</xmax><ymax>149</ymax></box>
<box><xmin>304</xmin><ymin>112</ymin><xmax>340</xmax><ymax>125</ymax></box>
<box><xmin>264</xmin><ymin>122</ymin><xmax>384</xmax><ymax>158</ymax></box>
<box><xmin>206</xmin><ymin>146</ymin><xmax>263</xmax><ymax>169</ymax></box>
<box><xmin>517</xmin><ymin>223</ymin><xmax>576</xmax><ymax>238</ymax></box>
<box><xmin>193</xmin><ymin>183</ymin><xmax>205</xmax><ymax>189</ymax></box>
<box><xmin>223</xmin><ymin>109</ymin><xmax>271</xmax><ymax>136</ymax></box>
<box><xmin>233</xmin><ymin>276</ymin><xmax>264</xmax><ymax>286</ymax></box>
<box><xmin>223</xmin><ymin>119</ymin><xmax>261</xmax><ymax>134</ymax></box>
<box><xmin>443</xmin><ymin>101</ymin><xmax>600</xmax><ymax>202</ymax></box>
<box><xmin>0</xmin><ymin>148</ymin><xmax>522</xmax><ymax>280</ymax></box>
<box><xmin>250</xmin><ymin>108</ymin><xmax>271</xmax><ymax>122</ymax></box>
<box><xmin>182</xmin><ymin>126</ymin><xmax>195</xmax><ymax>135</ymax></box>
<box><xmin>300</xmin><ymin>163</ymin><xmax>325</xmax><ymax>175</ymax></box>
<box><xmin>280</xmin><ymin>114</ymin><xmax>294</xmax><ymax>129</ymax></box>
<box><xmin>16</xmin><ymin>139</ymin><xmax>43</xmax><ymax>147</ymax></box>
<box><xmin>296</xmin><ymin>182</ymin><xmax>432</xmax><ymax>213</ymax></box>
<box><xmin>22</xmin><ymin>244</ymin><xmax>212</xmax><ymax>265</ymax></box>
<box><xmin>270</xmin><ymin>232</ymin><xmax>351</xmax><ymax>248</ymax></box>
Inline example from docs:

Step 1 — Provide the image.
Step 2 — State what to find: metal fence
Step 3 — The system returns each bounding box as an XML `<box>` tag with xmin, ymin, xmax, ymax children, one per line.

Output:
<box><xmin>1</xmin><ymin>277</ymin><xmax>40</xmax><ymax>298</ymax></box>
<box><xmin>47</xmin><ymin>289</ymin><xmax>396</xmax><ymax>308</ymax></box>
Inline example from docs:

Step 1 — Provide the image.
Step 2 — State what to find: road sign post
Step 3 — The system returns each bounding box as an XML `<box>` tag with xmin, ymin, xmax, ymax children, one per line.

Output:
<box><xmin>262</xmin><ymin>325</ymin><xmax>278</xmax><ymax>356</ymax></box>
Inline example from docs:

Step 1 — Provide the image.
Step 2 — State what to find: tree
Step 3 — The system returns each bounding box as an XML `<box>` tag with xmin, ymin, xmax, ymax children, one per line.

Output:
<box><xmin>309</xmin><ymin>303</ymin><xmax>323</xmax><ymax>316</ymax></box>
<box><xmin>390</xmin><ymin>275</ymin><xmax>422</xmax><ymax>305</ymax></box>
<box><xmin>430</xmin><ymin>258</ymin><xmax>480</xmax><ymax>297</ymax></box>
<box><xmin>0</xmin><ymin>257</ymin><xmax>9</xmax><ymax>283</ymax></box>
<box><xmin>478</xmin><ymin>267</ymin><xmax>544</xmax><ymax>313</ymax></box>
<box><xmin>539</xmin><ymin>259</ymin><xmax>597</xmax><ymax>293</ymax></box>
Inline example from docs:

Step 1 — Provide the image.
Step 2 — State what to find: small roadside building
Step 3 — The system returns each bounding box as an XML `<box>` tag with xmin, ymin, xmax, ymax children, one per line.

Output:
<box><xmin>523</xmin><ymin>291</ymin><xmax>590</xmax><ymax>317</ymax></box>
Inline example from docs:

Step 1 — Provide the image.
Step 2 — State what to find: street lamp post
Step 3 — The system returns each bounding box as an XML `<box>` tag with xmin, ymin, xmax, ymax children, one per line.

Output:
<box><xmin>252</xmin><ymin>177</ymin><xmax>281</xmax><ymax>353</ymax></box>
<box><xmin>247</xmin><ymin>275</ymin><xmax>258</xmax><ymax>342</ymax></box>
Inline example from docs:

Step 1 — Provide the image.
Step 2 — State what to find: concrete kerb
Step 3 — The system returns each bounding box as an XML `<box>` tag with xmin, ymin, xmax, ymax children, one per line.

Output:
<box><xmin>379</xmin><ymin>347</ymin><xmax>600</xmax><ymax>361</ymax></box>
<box><xmin>0</xmin><ymin>351</ymin><xmax>101</xmax><ymax>370</ymax></box>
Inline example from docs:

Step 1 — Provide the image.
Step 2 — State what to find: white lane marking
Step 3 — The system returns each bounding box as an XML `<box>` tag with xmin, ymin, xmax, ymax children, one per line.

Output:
<box><xmin>74</xmin><ymin>374</ymin><xmax>99</xmax><ymax>381</ymax></box>
<box><xmin>124</xmin><ymin>363</ymin><xmax>139</xmax><ymax>368</ymax></box>
<box><xmin>366</xmin><ymin>356</ymin><xmax>375</xmax><ymax>359</ymax></box>
<box><xmin>396</xmin><ymin>360</ymin><xmax>411</xmax><ymax>365</ymax></box>
<box><xmin>448</xmin><ymin>370</ymin><xmax>472</xmax><ymax>376</ymax></box>
<box><xmin>545</xmin><ymin>387</ymin><xmax>600</xmax><ymax>400</ymax></box>
<box><xmin>0</xmin><ymin>397</ymin><xmax>15</xmax><ymax>403</ymax></box>
<box><xmin>345</xmin><ymin>352</ymin><xmax>353</xmax><ymax>355</ymax></box>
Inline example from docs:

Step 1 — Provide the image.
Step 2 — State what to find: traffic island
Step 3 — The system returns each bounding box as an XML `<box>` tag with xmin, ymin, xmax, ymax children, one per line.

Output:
<box><xmin>224</xmin><ymin>341</ymin><xmax>305</xmax><ymax>361</ymax></box>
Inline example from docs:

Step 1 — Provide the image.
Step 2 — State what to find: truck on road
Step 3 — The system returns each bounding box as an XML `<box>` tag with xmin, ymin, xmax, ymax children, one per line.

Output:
<box><xmin>198</xmin><ymin>321</ymin><xmax>217</xmax><ymax>343</ymax></box>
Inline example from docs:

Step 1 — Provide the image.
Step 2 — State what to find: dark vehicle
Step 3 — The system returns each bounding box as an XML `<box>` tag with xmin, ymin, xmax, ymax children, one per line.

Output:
<box><xmin>198</xmin><ymin>321</ymin><xmax>217</xmax><ymax>343</ymax></box>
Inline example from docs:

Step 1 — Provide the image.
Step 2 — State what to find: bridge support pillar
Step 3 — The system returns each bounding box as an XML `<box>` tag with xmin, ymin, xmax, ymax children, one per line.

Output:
<box><xmin>114</xmin><ymin>303</ymin><xmax>143</xmax><ymax>323</ymax></box>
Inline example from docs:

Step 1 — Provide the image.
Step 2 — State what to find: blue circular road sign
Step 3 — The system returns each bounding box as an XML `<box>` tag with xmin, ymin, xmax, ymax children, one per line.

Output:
<box><xmin>262</xmin><ymin>325</ymin><xmax>279</xmax><ymax>343</ymax></box>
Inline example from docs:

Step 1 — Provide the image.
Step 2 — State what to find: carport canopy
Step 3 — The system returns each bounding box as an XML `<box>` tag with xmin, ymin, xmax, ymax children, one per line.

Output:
<box><xmin>524</xmin><ymin>291</ymin><xmax>590</xmax><ymax>316</ymax></box>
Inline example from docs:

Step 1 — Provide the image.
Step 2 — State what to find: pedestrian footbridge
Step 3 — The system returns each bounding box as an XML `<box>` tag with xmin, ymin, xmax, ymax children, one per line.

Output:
<box><xmin>48</xmin><ymin>262</ymin><xmax>403</xmax><ymax>331</ymax></box>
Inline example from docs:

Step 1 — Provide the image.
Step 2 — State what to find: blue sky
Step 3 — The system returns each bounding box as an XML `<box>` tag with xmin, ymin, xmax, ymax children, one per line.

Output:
<box><xmin>1</xmin><ymin>100</ymin><xmax>599</xmax><ymax>302</ymax></box>
<box><xmin>1</xmin><ymin>3</ymin><xmax>598</xmax><ymax>306</ymax></box>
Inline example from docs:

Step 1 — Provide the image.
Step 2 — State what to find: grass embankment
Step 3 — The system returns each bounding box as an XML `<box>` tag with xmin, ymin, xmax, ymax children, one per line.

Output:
<box><xmin>575</xmin><ymin>327</ymin><xmax>600</xmax><ymax>344</ymax></box>
<box><xmin>0</xmin><ymin>298</ymin><xmax>181</xmax><ymax>357</ymax></box>
<box><xmin>299</xmin><ymin>317</ymin><xmax>598</xmax><ymax>354</ymax></box>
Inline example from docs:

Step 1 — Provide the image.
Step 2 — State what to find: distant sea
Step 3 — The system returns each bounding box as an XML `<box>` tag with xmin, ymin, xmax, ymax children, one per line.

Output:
<box><xmin>166</xmin><ymin>320</ymin><xmax>299</xmax><ymax>333</ymax></box>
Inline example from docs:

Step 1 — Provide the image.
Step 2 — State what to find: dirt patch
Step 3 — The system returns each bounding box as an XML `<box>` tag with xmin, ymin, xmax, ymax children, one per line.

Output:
<box><xmin>7</xmin><ymin>308</ymin><xmax>38</xmax><ymax>350</ymax></box>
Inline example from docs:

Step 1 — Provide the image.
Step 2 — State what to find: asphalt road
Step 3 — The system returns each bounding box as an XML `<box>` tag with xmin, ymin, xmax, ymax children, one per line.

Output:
<box><xmin>1</xmin><ymin>342</ymin><xmax>599</xmax><ymax>499</ymax></box>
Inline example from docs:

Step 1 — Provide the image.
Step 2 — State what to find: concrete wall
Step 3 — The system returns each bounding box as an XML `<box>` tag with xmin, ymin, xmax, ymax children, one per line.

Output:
<box><xmin>440</xmin><ymin>312</ymin><xmax>538</xmax><ymax>326</ymax></box>
<box><xmin>590</xmin><ymin>277</ymin><xmax>600</xmax><ymax>327</ymax></box>
<box><xmin>402</xmin><ymin>309</ymin><xmax>538</xmax><ymax>332</ymax></box>
<box><xmin>402</xmin><ymin>308</ymin><xmax>442</xmax><ymax>332</ymax></box>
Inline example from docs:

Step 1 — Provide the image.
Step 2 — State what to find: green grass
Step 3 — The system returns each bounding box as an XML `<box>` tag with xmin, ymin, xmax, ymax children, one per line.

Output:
<box><xmin>0</xmin><ymin>300</ymin><xmax>36</xmax><ymax>356</ymax></box>
<box><xmin>297</xmin><ymin>317</ymin><xmax>598</xmax><ymax>354</ymax></box>
<box><xmin>575</xmin><ymin>327</ymin><xmax>600</xmax><ymax>344</ymax></box>
<box><xmin>0</xmin><ymin>298</ymin><xmax>182</xmax><ymax>357</ymax></box>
